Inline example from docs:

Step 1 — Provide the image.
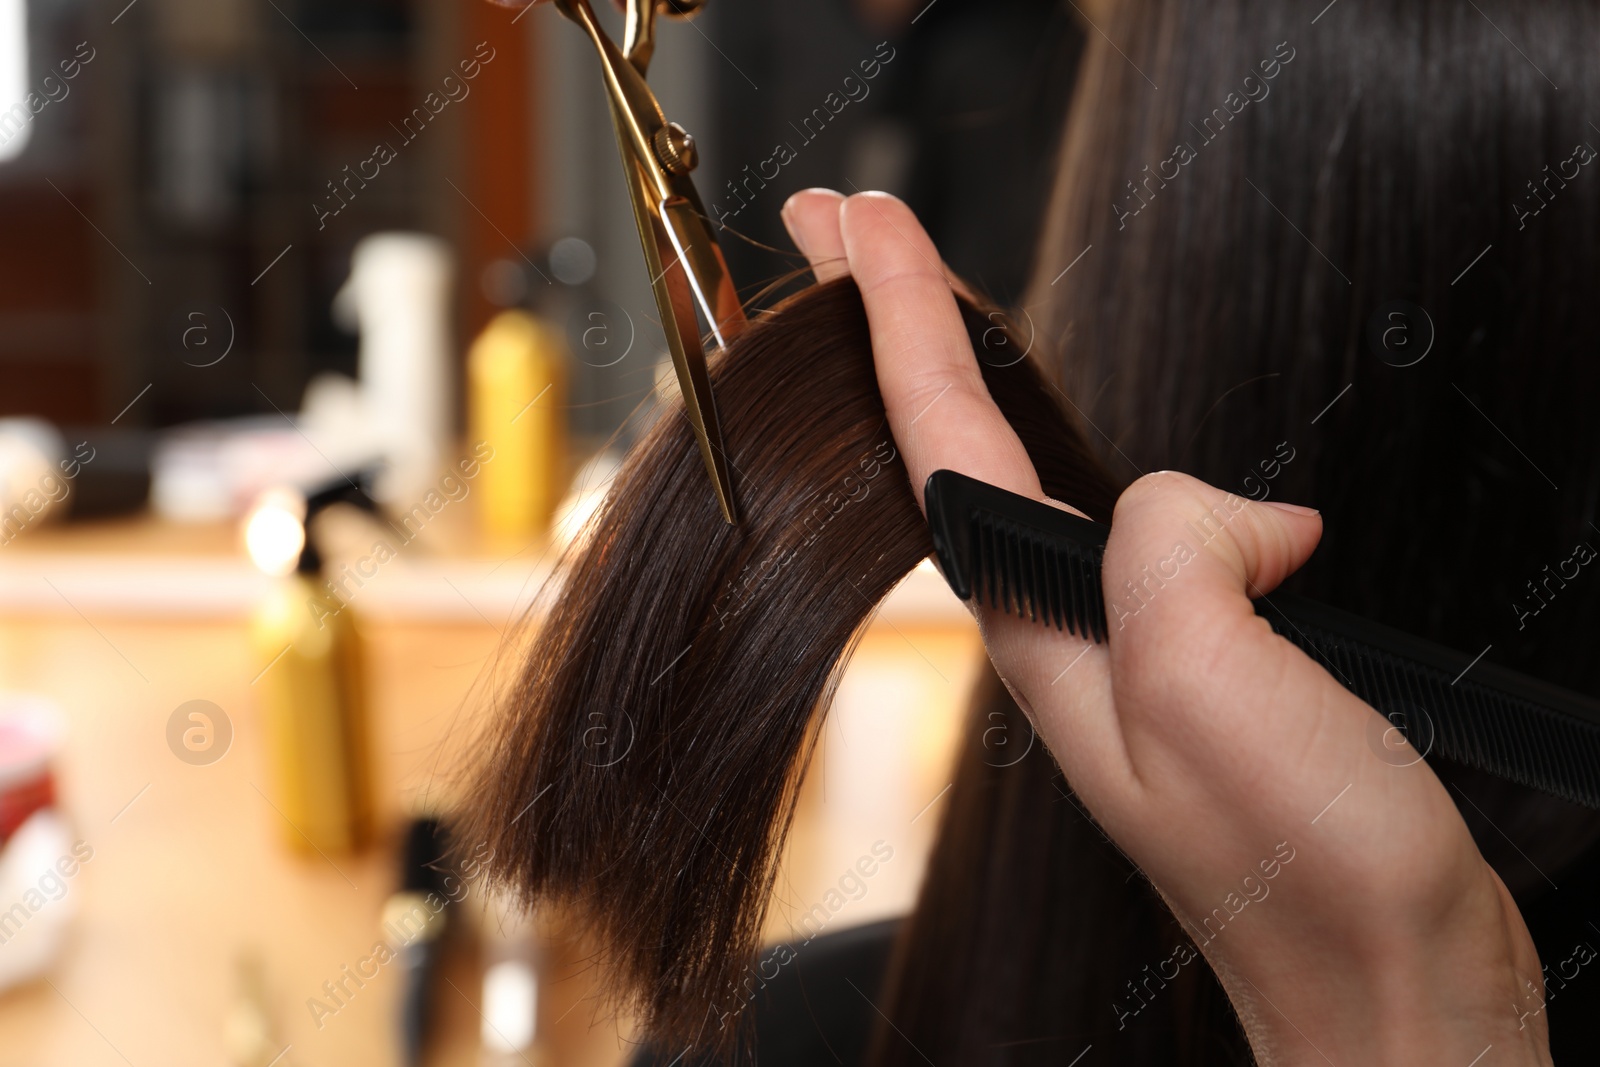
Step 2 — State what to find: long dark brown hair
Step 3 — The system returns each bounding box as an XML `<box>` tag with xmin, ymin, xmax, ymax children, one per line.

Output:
<box><xmin>461</xmin><ymin>277</ymin><xmax>1119</xmax><ymax>1056</ymax></box>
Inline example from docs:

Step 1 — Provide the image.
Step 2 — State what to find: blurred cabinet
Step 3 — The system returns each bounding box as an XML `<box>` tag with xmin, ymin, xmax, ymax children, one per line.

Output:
<box><xmin>0</xmin><ymin>0</ymin><xmax>536</xmax><ymax>431</ymax></box>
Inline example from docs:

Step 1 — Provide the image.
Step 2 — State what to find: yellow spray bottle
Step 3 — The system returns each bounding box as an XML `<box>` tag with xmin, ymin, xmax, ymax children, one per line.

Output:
<box><xmin>468</xmin><ymin>310</ymin><xmax>568</xmax><ymax>545</ymax></box>
<box><xmin>247</xmin><ymin>478</ymin><xmax>379</xmax><ymax>855</ymax></box>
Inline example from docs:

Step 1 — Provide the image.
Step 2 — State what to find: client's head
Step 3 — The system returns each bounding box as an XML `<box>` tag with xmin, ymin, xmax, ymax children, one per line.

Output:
<box><xmin>1036</xmin><ymin>0</ymin><xmax>1600</xmax><ymax>685</ymax></box>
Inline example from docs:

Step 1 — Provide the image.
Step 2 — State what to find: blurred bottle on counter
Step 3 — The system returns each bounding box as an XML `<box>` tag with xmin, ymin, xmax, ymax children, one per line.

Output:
<box><xmin>332</xmin><ymin>234</ymin><xmax>456</xmax><ymax>507</ymax></box>
<box><xmin>0</xmin><ymin>697</ymin><xmax>83</xmax><ymax>994</ymax></box>
<box><xmin>468</xmin><ymin>311</ymin><xmax>569</xmax><ymax>545</ymax></box>
<box><xmin>0</xmin><ymin>419</ymin><xmax>148</xmax><ymax>541</ymax></box>
<box><xmin>246</xmin><ymin>478</ymin><xmax>378</xmax><ymax>855</ymax></box>
<box><xmin>478</xmin><ymin>911</ymin><xmax>542</xmax><ymax>1067</ymax></box>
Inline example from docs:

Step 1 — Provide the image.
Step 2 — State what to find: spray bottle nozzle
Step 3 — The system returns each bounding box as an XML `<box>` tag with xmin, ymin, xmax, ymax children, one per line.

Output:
<box><xmin>296</xmin><ymin>468</ymin><xmax>386</xmax><ymax>576</ymax></box>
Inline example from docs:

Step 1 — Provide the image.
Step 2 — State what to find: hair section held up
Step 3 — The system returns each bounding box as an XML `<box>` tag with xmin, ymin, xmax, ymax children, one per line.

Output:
<box><xmin>459</xmin><ymin>277</ymin><xmax>1115</xmax><ymax>1055</ymax></box>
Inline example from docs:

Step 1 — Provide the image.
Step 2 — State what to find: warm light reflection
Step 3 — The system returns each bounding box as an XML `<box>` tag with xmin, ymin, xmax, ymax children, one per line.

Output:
<box><xmin>243</xmin><ymin>488</ymin><xmax>306</xmax><ymax>576</ymax></box>
<box><xmin>480</xmin><ymin>958</ymin><xmax>537</xmax><ymax>1052</ymax></box>
<box><xmin>550</xmin><ymin>451</ymin><xmax>621</xmax><ymax>556</ymax></box>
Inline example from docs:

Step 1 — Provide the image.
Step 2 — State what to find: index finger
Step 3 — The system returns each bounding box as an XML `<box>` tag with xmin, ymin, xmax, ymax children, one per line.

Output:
<box><xmin>840</xmin><ymin>193</ymin><xmax>1134</xmax><ymax>798</ymax></box>
<box><xmin>838</xmin><ymin>192</ymin><xmax>1043</xmax><ymax>508</ymax></box>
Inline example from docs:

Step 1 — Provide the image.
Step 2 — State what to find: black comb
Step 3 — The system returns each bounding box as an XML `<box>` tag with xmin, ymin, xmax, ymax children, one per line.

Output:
<box><xmin>924</xmin><ymin>469</ymin><xmax>1600</xmax><ymax>809</ymax></box>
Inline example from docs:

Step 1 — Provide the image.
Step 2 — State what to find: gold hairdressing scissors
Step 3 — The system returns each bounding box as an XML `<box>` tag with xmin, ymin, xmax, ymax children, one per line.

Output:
<box><xmin>553</xmin><ymin>0</ymin><xmax>745</xmax><ymax>523</ymax></box>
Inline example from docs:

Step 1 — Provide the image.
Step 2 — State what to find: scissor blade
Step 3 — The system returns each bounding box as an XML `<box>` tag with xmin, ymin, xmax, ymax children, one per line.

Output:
<box><xmin>659</xmin><ymin>196</ymin><xmax>744</xmax><ymax>349</ymax></box>
<box><xmin>654</xmin><ymin>199</ymin><xmax>738</xmax><ymax>524</ymax></box>
<box><xmin>660</xmin><ymin>185</ymin><xmax>746</xmax><ymax>347</ymax></box>
<box><xmin>594</xmin><ymin>90</ymin><xmax>737</xmax><ymax>523</ymax></box>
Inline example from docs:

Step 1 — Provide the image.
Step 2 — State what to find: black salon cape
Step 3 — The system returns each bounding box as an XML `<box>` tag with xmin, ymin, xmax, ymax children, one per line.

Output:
<box><xmin>630</xmin><ymin>919</ymin><xmax>899</xmax><ymax>1067</ymax></box>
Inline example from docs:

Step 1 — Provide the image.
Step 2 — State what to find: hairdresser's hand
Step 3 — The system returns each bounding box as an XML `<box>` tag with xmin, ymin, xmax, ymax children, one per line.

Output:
<box><xmin>783</xmin><ymin>189</ymin><xmax>1552</xmax><ymax>1067</ymax></box>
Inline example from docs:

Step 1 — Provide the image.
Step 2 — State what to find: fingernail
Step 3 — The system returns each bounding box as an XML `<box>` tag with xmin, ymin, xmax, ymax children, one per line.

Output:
<box><xmin>779</xmin><ymin>199</ymin><xmax>803</xmax><ymax>241</ymax></box>
<box><xmin>784</xmin><ymin>189</ymin><xmax>843</xmax><ymax>218</ymax></box>
<box><xmin>1261</xmin><ymin>500</ymin><xmax>1319</xmax><ymax>516</ymax></box>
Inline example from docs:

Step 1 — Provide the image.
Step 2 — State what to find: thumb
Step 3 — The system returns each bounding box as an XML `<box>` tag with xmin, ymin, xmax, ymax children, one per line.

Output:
<box><xmin>1101</xmin><ymin>471</ymin><xmax>1323</xmax><ymax>713</ymax></box>
<box><xmin>1108</xmin><ymin>470</ymin><xmax>1321</xmax><ymax>610</ymax></box>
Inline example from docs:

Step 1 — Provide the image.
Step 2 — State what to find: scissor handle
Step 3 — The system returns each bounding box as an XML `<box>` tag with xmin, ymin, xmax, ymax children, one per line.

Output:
<box><xmin>622</xmin><ymin>0</ymin><xmax>708</xmax><ymax>73</ymax></box>
<box><xmin>554</xmin><ymin>0</ymin><xmax>675</xmax><ymax>190</ymax></box>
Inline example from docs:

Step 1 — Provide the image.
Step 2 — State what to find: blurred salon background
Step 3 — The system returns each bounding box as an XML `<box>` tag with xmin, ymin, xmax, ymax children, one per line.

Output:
<box><xmin>0</xmin><ymin>0</ymin><xmax>1080</xmax><ymax>1063</ymax></box>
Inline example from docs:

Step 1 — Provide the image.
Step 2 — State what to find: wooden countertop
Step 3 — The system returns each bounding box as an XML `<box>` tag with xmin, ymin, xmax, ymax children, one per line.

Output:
<box><xmin>0</xmin><ymin>510</ymin><xmax>969</xmax><ymax>627</ymax></box>
<box><xmin>0</xmin><ymin>514</ymin><xmax>983</xmax><ymax>1067</ymax></box>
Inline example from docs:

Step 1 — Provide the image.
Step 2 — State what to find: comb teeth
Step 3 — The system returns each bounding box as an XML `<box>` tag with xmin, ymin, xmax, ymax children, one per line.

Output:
<box><xmin>923</xmin><ymin>468</ymin><xmax>1600</xmax><ymax>810</ymax></box>
<box><xmin>969</xmin><ymin>511</ymin><xmax>1107</xmax><ymax>642</ymax></box>
<box><xmin>923</xmin><ymin>468</ymin><xmax>1113</xmax><ymax>642</ymax></box>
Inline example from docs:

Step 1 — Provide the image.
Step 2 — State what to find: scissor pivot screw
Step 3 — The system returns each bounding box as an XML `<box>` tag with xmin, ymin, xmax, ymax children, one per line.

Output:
<box><xmin>653</xmin><ymin>122</ymin><xmax>698</xmax><ymax>175</ymax></box>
